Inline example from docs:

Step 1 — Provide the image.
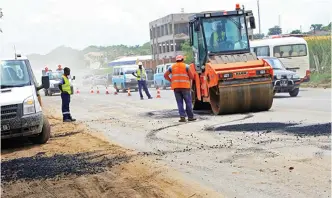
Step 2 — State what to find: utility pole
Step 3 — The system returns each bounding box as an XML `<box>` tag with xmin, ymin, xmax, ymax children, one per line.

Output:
<box><xmin>278</xmin><ymin>15</ymin><xmax>281</xmax><ymax>27</ymax></box>
<box><xmin>257</xmin><ymin>0</ymin><xmax>261</xmax><ymax>34</ymax></box>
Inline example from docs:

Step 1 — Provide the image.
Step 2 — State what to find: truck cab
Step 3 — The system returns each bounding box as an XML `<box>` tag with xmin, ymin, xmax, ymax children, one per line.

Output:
<box><xmin>1</xmin><ymin>54</ymin><xmax>51</xmax><ymax>144</ymax></box>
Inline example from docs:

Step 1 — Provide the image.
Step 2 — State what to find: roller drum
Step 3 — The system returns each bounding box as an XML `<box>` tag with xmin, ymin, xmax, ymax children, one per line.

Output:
<box><xmin>209</xmin><ymin>82</ymin><xmax>274</xmax><ymax>115</ymax></box>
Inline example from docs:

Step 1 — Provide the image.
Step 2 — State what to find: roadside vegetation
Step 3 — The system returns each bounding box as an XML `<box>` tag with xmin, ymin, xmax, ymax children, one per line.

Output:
<box><xmin>303</xmin><ymin>35</ymin><xmax>331</xmax><ymax>88</ymax></box>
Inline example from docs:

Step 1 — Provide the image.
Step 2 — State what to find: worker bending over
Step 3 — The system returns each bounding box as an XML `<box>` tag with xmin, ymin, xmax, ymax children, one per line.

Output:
<box><xmin>132</xmin><ymin>62</ymin><xmax>153</xmax><ymax>100</ymax></box>
<box><xmin>164</xmin><ymin>55</ymin><xmax>196</xmax><ymax>122</ymax></box>
<box><xmin>58</xmin><ymin>67</ymin><xmax>76</xmax><ymax>122</ymax></box>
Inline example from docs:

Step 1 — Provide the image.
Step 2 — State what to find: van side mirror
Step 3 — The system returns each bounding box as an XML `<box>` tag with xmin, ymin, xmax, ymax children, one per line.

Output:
<box><xmin>72</xmin><ymin>76</ymin><xmax>76</xmax><ymax>80</ymax></box>
<box><xmin>249</xmin><ymin>16</ymin><xmax>256</xmax><ymax>29</ymax></box>
<box><xmin>41</xmin><ymin>76</ymin><xmax>50</xmax><ymax>90</ymax></box>
<box><xmin>120</xmin><ymin>72</ymin><xmax>124</xmax><ymax>75</ymax></box>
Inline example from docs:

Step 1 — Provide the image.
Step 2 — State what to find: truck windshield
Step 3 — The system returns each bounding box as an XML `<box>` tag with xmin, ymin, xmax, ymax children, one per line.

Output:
<box><xmin>0</xmin><ymin>60</ymin><xmax>31</xmax><ymax>88</ymax></box>
<box><xmin>202</xmin><ymin>15</ymin><xmax>249</xmax><ymax>53</ymax></box>
<box><xmin>48</xmin><ymin>71</ymin><xmax>63</xmax><ymax>80</ymax></box>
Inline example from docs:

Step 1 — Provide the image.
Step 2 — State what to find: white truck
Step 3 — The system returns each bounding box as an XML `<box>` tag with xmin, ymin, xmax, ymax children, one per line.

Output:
<box><xmin>1</xmin><ymin>53</ymin><xmax>51</xmax><ymax>144</ymax></box>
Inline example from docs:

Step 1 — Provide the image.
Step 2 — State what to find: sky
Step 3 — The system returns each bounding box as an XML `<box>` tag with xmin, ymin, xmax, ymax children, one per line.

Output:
<box><xmin>0</xmin><ymin>0</ymin><xmax>331</xmax><ymax>56</ymax></box>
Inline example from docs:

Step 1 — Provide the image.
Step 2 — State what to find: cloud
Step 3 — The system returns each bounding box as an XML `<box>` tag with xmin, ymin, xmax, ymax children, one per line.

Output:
<box><xmin>0</xmin><ymin>0</ymin><xmax>331</xmax><ymax>55</ymax></box>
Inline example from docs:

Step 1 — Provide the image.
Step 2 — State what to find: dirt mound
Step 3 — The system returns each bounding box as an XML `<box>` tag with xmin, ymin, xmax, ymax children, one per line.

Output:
<box><xmin>1</xmin><ymin>111</ymin><xmax>222</xmax><ymax>198</ymax></box>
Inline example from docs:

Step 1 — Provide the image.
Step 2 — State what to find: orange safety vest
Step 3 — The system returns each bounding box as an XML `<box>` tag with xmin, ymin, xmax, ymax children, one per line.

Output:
<box><xmin>170</xmin><ymin>62</ymin><xmax>190</xmax><ymax>89</ymax></box>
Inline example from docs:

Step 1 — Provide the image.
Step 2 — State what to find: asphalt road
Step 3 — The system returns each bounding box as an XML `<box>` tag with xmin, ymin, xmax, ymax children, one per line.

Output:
<box><xmin>42</xmin><ymin>86</ymin><xmax>331</xmax><ymax>198</ymax></box>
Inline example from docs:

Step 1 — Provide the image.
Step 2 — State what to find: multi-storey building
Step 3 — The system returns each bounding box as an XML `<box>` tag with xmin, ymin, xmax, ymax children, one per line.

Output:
<box><xmin>149</xmin><ymin>12</ymin><xmax>195</xmax><ymax>60</ymax></box>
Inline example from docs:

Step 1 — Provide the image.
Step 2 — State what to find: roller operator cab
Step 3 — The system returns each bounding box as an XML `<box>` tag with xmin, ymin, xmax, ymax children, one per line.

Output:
<box><xmin>189</xmin><ymin>4</ymin><xmax>274</xmax><ymax>115</ymax></box>
<box><xmin>0</xmin><ymin>54</ymin><xmax>51</xmax><ymax>144</ymax></box>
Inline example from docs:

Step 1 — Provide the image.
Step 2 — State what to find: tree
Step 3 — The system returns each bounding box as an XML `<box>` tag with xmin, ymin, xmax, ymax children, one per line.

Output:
<box><xmin>268</xmin><ymin>26</ymin><xmax>282</xmax><ymax>35</ymax></box>
<box><xmin>310</xmin><ymin>24</ymin><xmax>323</xmax><ymax>34</ymax></box>
<box><xmin>322</xmin><ymin>22</ymin><xmax>331</xmax><ymax>31</ymax></box>
<box><xmin>253</xmin><ymin>33</ymin><xmax>264</xmax><ymax>39</ymax></box>
<box><xmin>290</xmin><ymin>29</ymin><xmax>302</xmax><ymax>34</ymax></box>
<box><xmin>181</xmin><ymin>40</ymin><xmax>194</xmax><ymax>64</ymax></box>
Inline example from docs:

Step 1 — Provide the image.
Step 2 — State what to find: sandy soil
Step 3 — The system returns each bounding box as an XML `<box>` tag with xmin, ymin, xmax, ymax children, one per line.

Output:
<box><xmin>1</xmin><ymin>112</ymin><xmax>223</xmax><ymax>198</ymax></box>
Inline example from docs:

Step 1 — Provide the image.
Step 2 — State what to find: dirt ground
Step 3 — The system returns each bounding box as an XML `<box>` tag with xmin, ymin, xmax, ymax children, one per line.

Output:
<box><xmin>1</xmin><ymin>111</ymin><xmax>223</xmax><ymax>198</ymax></box>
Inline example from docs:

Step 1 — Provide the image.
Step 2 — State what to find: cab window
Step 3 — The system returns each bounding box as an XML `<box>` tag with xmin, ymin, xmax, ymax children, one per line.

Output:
<box><xmin>273</xmin><ymin>44</ymin><xmax>307</xmax><ymax>58</ymax></box>
<box><xmin>251</xmin><ymin>46</ymin><xmax>270</xmax><ymax>56</ymax></box>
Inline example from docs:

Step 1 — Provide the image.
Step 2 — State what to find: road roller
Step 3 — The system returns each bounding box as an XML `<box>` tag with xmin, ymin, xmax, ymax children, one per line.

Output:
<box><xmin>188</xmin><ymin>4</ymin><xmax>274</xmax><ymax>115</ymax></box>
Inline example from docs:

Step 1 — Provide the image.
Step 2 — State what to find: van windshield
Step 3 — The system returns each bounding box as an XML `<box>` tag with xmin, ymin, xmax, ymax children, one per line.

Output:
<box><xmin>124</xmin><ymin>68</ymin><xmax>137</xmax><ymax>74</ymax></box>
<box><xmin>0</xmin><ymin>60</ymin><xmax>31</xmax><ymax>88</ymax></box>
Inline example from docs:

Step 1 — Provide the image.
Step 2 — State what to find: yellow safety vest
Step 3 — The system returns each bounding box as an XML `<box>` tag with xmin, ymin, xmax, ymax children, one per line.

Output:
<box><xmin>136</xmin><ymin>68</ymin><xmax>147</xmax><ymax>81</ymax></box>
<box><xmin>212</xmin><ymin>31</ymin><xmax>226</xmax><ymax>46</ymax></box>
<box><xmin>61</xmin><ymin>75</ymin><xmax>72</xmax><ymax>94</ymax></box>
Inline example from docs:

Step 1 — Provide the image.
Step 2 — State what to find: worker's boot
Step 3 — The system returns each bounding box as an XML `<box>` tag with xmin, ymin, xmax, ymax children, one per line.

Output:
<box><xmin>179</xmin><ymin>117</ymin><xmax>186</xmax><ymax>122</ymax></box>
<box><xmin>188</xmin><ymin>117</ymin><xmax>197</xmax><ymax>122</ymax></box>
<box><xmin>63</xmin><ymin>119</ymin><xmax>72</xmax><ymax>122</ymax></box>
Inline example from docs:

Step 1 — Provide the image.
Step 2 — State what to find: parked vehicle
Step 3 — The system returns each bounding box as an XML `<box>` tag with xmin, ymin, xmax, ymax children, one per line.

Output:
<box><xmin>145</xmin><ymin>68</ymin><xmax>154</xmax><ymax>88</ymax></box>
<box><xmin>154</xmin><ymin>63</ymin><xmax>173</xmax><ymax>89</ymax></box>
<box><xmin>92</xmin><ymin>75</ymin><xmax>108</xmax><ymax>87</ymax></box>
<box><xmin>1</xmin><ymin>53</ymin><xmax>51</xmax><ymax>144</ymax></box>
<box><xmin>250</xmin><ymin>37</ymin><xmax>310</xmax><ymax>82</ymax></box>
<box><xmin>42</xmin><ymin>66</ymin><xmax>75</xmax><ymax>96</ymax></box>
<box><xmin>260</xmin><ymin>56</ymin><xmax>301</xmax><ymax>97</ymax></box>
<box><xmin>82</xmin><ymin>74</ymin><xmax>94</xmax><ymax>86</ymax></box>
<box><xmin>112</xmin><ymin>65</ymin><xmax>139</xmax><ymax>92</ymax></box>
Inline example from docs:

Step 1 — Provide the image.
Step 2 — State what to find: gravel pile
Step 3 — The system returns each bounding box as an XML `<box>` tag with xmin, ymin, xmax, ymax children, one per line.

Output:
<box><xmin>1</xmin><ymin>151</ymin><xmax>132</xmax><ymax>182</ymax></box>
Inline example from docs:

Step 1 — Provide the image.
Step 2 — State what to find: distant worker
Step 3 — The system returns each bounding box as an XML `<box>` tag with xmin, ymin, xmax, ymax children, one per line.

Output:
<box><xmin>132</xmin><ymin>62</ymin><xmax>153</xmax><ymax>100</ymax></box>
<box><xmin>210</xmin><ymin>22</ymin><xmax>227</xmax><ymax>51</ymax></box>
<box><xmin>164</xmin><ymin>55</ymin><xmax>196</xmax><ymax>122</ymax></box>
<box><xmin>58</xmin><ymin>67</ymin><xmax>76</xmax><ymax>122</ymax></box>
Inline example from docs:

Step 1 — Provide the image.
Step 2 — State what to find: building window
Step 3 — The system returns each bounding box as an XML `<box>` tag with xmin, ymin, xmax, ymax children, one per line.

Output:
<box><xmin>175</xmin><ymin>40</ymin><xmax>185</xmax><ymax>51</ymax></box>
<box><xmin>174</xmin><ymin>23</ymin><xmax>189</xmax><ymax>35</ymax></box>
<box><xmin>150</xmin><ymin>29</ymin><xmax>153</xmax><ymax>39</ymax></box>
<box><xmin>169</xmin><ymin>24</ymin><xmax>173</xmax><ymax>34</ymax></box>
<box><xmin>165</xmin><ymin>24</ymin><xmax>169</xmax><ymax>35</ymax></box>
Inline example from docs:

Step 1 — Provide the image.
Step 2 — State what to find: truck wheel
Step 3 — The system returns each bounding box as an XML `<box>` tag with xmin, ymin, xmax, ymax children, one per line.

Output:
<box><xmin>289</xmin><ymin>88</ymin><xmax>299</xmax><ymax>97</ymax></box>
<box><xmin>30</xmin><ymin>116</ymin><xmax>51</xmax><ymax>144</ymax></box>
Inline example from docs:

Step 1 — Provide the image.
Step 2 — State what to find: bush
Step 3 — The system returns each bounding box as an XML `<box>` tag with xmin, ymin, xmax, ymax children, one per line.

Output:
<box><xmin>304</xmin><ymin>36</ymin><xmax>331</xmax><ymax>74</ymax></box>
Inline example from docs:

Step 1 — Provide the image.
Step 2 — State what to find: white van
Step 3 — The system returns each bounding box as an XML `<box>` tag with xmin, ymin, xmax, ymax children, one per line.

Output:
<box><xmin>111</xmin><ymin>65</ymin><xmax>139</xmax><ymax>92</ymax></box>
<box><xmin>1</xmin><ymin>54</ymin><xmax>51</xmax><ymax>144</ymax></box>
<box><xmin>250</xmin><ymin>37</ymin><xmax>310</xmax><ymax>81</ymax></box>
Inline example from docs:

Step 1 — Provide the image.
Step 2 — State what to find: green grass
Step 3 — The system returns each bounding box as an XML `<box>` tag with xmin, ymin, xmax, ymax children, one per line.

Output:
<box><xmin>303</xmin><ymin>36</ymin><xmax>331</xmax><ymax>87</ymax></box>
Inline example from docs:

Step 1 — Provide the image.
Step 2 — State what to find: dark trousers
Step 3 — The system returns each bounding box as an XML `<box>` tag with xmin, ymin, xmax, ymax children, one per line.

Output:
<box><xmin>174</xmin><ymin>88</ymin><xmax>194</xmax><ymax>118</ymax></box>
<box><xmin>61</xmin><ymin>93</ymin><xmax>71</xmax><ymax>120</ymax></box>
<box><xmin>138</xmin><ymin>80</ymin><xmax>151</xmax><ymax>99</ymax></box>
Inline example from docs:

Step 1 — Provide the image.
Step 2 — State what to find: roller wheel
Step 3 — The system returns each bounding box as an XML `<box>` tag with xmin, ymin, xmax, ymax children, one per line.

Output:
<box><xmin>209</xmin><ymin>83</ymin><xmax>274</xmax><ymax>115</ymax></box>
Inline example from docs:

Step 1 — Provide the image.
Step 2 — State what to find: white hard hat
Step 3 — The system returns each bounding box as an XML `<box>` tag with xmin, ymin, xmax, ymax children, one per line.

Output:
<box><xmin>138</xmin><ymin>62</ymin><xmax>143</xmax><ymax>65</ymax></box>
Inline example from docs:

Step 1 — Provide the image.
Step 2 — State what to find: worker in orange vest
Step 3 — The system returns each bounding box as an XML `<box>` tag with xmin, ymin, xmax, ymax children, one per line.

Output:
<box><xmin>164</xmin><ymin>55</ymin><xmax>196</xmax><ymax>122</ymax></box>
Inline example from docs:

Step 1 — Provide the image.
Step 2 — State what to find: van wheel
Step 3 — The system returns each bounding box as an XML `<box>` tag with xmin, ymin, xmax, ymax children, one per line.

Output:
<box><xmin>30</xmin><ymin>116</ymin><xmax>51</xmax><ymax>144</ymax></box>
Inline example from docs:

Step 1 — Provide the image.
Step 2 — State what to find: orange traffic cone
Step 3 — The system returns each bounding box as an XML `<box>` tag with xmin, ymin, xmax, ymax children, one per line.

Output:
<box><xmin>90</xmin><ymin>87</ymin><xmax>94</xmax><ymax>94</ymax></box>
<box><xmin>106</xmin><ymin>87</ymin><xmax>110</xmax><ymax>94</ymax></box>
<box><xmin>76</xmin><ymin>87</ymin><xmax>80</xmax><ymax>94</ymax></box>
<box><xmin>127</xmin><ymin>88</ymin><xmax>131</xmax><ymax>96</ymax></box>
<box><xmin>97</xmin><ymin>87</ymin><xmax>100</xmax><ymax>94</ymax></box>
<box><xmin>156</xmin><ymin>88</ymin><xmax>161</xmax><ymax>98</ymax></box>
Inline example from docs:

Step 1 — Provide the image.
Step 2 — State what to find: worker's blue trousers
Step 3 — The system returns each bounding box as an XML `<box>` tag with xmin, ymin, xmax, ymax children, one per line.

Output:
<box><xmin>174</xmin><ymin>89</ymin><xmax>194</xmax><ymax>118</ymax></box>
<box><xmin>138</xmin><ymin>80</ymin><xmax>152</xmax><ymax>99</ymax></box>
<box><xmin>61</xmin><ymin>93</ymin><xmax>71</xmax><ymax>120</ymax></box>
